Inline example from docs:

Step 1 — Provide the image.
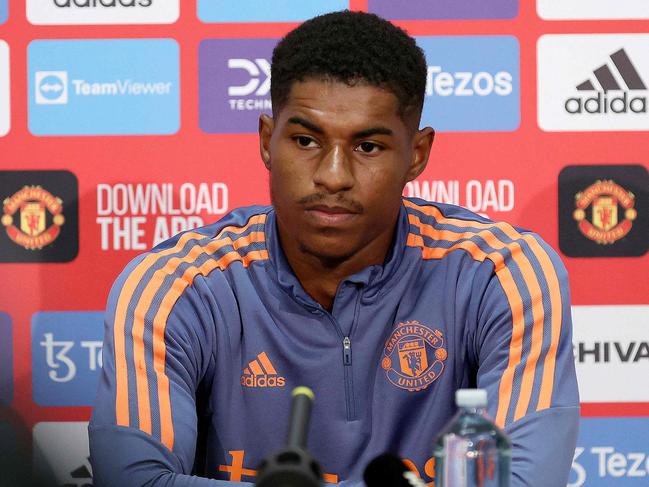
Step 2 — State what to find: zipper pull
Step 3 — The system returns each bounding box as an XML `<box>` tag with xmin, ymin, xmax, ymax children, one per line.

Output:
<box><xmin>343</xmin><ymin>336</ymin><xmax>352</xmax><ymax>365</ymax></box>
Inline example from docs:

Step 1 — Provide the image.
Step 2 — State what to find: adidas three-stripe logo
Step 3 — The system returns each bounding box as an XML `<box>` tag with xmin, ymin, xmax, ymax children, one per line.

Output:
<box><xmin>576</xmin><ymin>48</ymin><xmax>646</xmax><ymax>92</ymax></box>
<box><xmin>565</xmin><ymin>47</ymin><xmax>647</xmax><ymax>115</ymax></box>
<box><xmin>240</xmin><ymin>352</ymin><xmax>286</xmax><ymax>388</ymax></box>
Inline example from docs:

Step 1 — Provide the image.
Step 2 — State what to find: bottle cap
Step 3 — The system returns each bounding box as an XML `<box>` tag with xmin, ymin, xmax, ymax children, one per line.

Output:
<box><xmin>455</xmin><ymin>388</ymin><xmax>488</xmax><ymax>408</ymax></box>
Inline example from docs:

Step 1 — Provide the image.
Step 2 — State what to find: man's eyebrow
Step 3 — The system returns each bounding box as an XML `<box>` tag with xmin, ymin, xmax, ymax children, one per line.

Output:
<box><xmin>287</xmin><ymin>117</ymin><xmax>393</xmax><ymax>139</ymax></box>
<box><xmin>353</xmin><ymin>126</ymin><xmax>393</xmax><ymax>139</ymax></box>
<box><xmin>287</xmin><ymin>116</ymin><xmax>324</xmax><ymax>134</ymax></box>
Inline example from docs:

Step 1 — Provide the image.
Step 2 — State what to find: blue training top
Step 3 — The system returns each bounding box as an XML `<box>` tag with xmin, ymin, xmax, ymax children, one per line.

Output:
<box><xmin>89</xmin><ymin>197</ymin><xmax>580</xmax><ymax>487</ymax></box>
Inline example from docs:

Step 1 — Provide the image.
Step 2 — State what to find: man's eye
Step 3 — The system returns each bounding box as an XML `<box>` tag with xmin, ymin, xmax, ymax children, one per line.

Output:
<box><xmin>356</xmin><ymin>142</ymin><xmax>382</xmax><ymax>154</ymax></box>
<box><xmin>294</xmin><ymin>136</ymin><xmax>317</xmax><ymax>148</ymax></box>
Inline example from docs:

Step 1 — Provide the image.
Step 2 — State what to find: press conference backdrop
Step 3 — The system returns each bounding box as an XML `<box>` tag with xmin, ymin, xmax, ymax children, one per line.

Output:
<box><xmin>0</xmin><ymin>1</ymin><xmax>648</xmax><ymax>486</ymax></box>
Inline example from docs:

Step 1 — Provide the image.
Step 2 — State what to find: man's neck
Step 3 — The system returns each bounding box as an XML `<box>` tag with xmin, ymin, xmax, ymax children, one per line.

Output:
<box><xmin>277</xmin><ymin>226</ymin><xmax>396</xmax><ymax>312</ymax></box>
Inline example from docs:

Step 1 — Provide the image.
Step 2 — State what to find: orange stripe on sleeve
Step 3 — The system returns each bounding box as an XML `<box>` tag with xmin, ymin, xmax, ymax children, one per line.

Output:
<box><xmin>459</xmin><ymin>217</ymin><xmax>562</xmax><ymax>414</ymax></box>
<box><xmin>152</xmin><ymin>277</ymin><xmax>185</xmax><ymax>450</ymax></box>
<box><xmin>131</xmin><ymin>246</ymin><xmax>207</xmax><ymax>434</ymax></box>
<box><xmin>482</xmin><ymin>239</ymin><xmax>546</xmax><ymax>423</ymax></box>
<box><xmin>523</xmin><ymin>235</ymin><xmax>562</xmax><ymax>411</ymax></box>
<box><xmin>493</xmin><ymin>267</ymin><xmax>525</xmax><ymax>428</ymax></box>
<box><xmin>114</xmin><ymin>231</ymin><xmax>205</xmax><ymax>427</ymax></box>
<box><xmin>407</xmin><ymin>216</ymin><xmax>522</xmax><ymax>425</ymax></box>
<box><xmin>406</xmin><ymin>201</ymin><xmax>556</xmax><ymax>424</ymax></box>
<box><xmin>153</xmin><ymin>247</ymin><xmax>269</xmax><ymax>449</ymax></box>
<box><xmin>130</xmin><ymin>220</ymin><xmax>264</xmax><ymax>435</ymax></box>
<box><xmin>116</xmin><ymin>214</ymin><xmax>266</xmax><ymax>436</ymax></box>
<box><xmin>407</xmin><ymin>214</ymin><xmax>501</xmax><ymax>268</ymax></box>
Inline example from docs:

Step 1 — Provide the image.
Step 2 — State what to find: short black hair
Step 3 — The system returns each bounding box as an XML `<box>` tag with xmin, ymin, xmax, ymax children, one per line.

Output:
<box><xmin>271</xmin><ymin>10</ymin><xmax>427</xmax><ymax>120</ymax></box>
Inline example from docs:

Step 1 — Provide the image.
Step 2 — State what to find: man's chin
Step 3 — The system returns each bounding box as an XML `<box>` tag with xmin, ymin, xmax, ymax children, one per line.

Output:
<box><xmin>297</xmin><ymin>240</ymin><xmax>356</xmax><ymax>268</ymax></box>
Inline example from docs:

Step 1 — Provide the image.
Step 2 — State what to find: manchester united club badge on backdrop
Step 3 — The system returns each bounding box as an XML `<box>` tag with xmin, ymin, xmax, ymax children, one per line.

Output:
<box><xmin>0</xmin><ymin>170</ymin><xmax>78</xmax><ymax>262</ymax></box>
<box><xmin>559</xmin><ymin>165</ymin><xmax>648</xmax><ymax>257</ymax></box>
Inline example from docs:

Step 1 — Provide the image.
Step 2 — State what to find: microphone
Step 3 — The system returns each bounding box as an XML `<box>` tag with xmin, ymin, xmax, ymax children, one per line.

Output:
<box><xmin>286</xmin><ymin>386</ymin><xmax>313</xmax><ymax>449</ymax></box>
<box><xmin>363</xmin><ymin>453</ymin><xmax>426</xmax><ymax>487</ymax></box>
<box><xmin>255</xmin><ymin>386</ymin><xmax>323</xmax><ymax>487</ymax></box>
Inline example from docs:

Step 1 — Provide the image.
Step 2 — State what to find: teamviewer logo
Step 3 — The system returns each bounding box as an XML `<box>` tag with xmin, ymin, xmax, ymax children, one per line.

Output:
<box><xmin>35</xmin><ymin>71</ymin><xmax>68</xmax><ymax>105</ymax></box>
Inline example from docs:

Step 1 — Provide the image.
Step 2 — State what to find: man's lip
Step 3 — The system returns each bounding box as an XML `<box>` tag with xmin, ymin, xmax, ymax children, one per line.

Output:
<box><xmin>304</xmin><ymin>206</ymin><xmax>359</xmax><ymax>225</ymax></box>
<box><xmin>305</xmin><ymin>205</ymin><xmax>358</xmax><ymax>214</ymax></box>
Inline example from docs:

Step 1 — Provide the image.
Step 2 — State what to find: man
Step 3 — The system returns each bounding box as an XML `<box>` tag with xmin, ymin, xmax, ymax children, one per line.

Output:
<box><xmin>90</xmin><ymin>10</ymin><xmax>579</xmax><ymax>487</ymax></box>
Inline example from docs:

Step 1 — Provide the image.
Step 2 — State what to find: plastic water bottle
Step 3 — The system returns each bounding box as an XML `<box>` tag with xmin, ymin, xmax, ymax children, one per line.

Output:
<box><xmin>433</xmin><ymin>389</ymin><xmax>511</xmax><ymax>487</ymax></box>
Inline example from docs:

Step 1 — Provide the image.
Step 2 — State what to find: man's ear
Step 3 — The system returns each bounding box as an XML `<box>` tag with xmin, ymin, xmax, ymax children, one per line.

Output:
<box><xmin>406</xmin><ymin>126</ymin><xmax>435</xmax><ymax>181</ymax></box>
<box><xmin>259</xmin><ymin>114</ymin><xmax>274</xmax><ymax>170</ymax></box>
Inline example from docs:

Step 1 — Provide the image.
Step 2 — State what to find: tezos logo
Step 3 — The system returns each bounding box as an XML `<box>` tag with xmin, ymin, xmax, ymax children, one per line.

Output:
<box><xmin>418</xmin><ymin>36</ymin><xmax>519</xmax><ymax>132</ymax></box>
<box><xmin>569</xmin><ymin>418</ymin><xmax>649</xmax><ymax>487</ymax></box>
<box><xmin>35</xmin><ymin>71</ymin><xmax>68</xmax><ymax>104</ymax></box>
<box><xmin>558</xmin><ymin>165</ymin><xmax>648</xmax><ymax>257</ymax></box>
<box><xmin>382</xmin><ymin>321</ymin><xmax>447</xmax><ymax>392</ymax></box>
<box><xmin>0</xmin><ymin>170</ymin><xmax>79</xmax><ymax>262</ymax></box>
<box><xmin>426</xmin><ymin>67</ymin><xmax>513</xmax><ymax>98</ymax></box>
<box><xmin>565</xmin><ymin>48</ymin><xmax>646</xmax><ymax>115</ymax></box>
<box><xmin>32</xmin><ymin>312</ymin><xmax>104</xmax><ymax>406</ymax></box>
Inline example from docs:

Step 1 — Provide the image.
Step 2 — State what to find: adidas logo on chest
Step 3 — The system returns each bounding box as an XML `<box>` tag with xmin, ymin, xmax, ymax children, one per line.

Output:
<box><xmin>240</xmin><ymin>351</ymin><xmax>286</xmax><ymax>388</ymax></box>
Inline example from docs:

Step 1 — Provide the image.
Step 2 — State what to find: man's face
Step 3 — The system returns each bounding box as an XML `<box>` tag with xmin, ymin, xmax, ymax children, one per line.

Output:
<box><xmin>259</xmin><ymin>79</ymin><xmax>433</xmax><ymax>265</ymax></box>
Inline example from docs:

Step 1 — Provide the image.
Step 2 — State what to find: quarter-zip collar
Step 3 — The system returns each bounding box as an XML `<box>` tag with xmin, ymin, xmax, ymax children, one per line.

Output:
<box><xmin>265</xmin><ymin>201</ymin><xmax>409</xmax><ymax>308</ymax></box>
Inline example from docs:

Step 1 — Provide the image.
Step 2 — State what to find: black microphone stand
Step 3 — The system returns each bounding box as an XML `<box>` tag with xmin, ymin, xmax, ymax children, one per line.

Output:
<box><xmin>255</xmin><ymin>386</ymin><xmax>324</xmax><ymax>487</ymax></box>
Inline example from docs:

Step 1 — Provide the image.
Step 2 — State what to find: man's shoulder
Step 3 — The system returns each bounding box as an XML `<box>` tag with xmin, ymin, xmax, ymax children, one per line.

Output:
<box><xmin>403</xmin><ymin>196</ymin><xmax>515</xmax><ymax>230</ymax></box>
<box><xmin>151</xmin><ymin>204</ymin><xmax>273</xmax><ymax>254</ymax></box>
<box><xmin>108</xmin><ymin>205</ymin><xmax>274</xmax><ymax>302</ymax></box>
<box><xmin>402</xmin><ymin>197</ymin><xmax>563</xmax><ymax>272</ymax></box>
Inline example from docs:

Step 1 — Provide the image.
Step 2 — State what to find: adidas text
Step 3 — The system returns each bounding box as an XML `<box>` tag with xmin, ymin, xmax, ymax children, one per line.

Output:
<box><xmin>565</xmin><ymin>91</ymin><xmax>647</xmax><ymax>114</ymax></box>
<box><xmin>53</xmin><ymin>0</ymin><xmax>152</xmax><ymax>7</ymax></box>
<box><xmin>240</xmin><ymin>375</ymin><xmax>286</xmax><ymax>388</ymax></box>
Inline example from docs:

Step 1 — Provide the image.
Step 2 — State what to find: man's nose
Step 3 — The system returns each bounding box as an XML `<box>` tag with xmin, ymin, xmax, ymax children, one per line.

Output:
<box><xmin>312</xmin><ymin>144</ymin><xmax>354</xmax><ymax>193</ymax></box>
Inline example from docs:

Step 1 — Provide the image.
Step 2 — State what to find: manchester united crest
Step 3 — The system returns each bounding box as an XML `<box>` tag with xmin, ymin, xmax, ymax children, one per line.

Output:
<box><xmin>572</xmin><ymin>179</ymin><xmax>636</xmax><ymax>245</ymax></box>
<box><xmin>559</xmin><ymin>165</ymin><xmax>648</xmax><ymax>258</ymax></box>
<box><xmin>2</xmin><ymin>185</ymin><xmax>65</xmax><ymax>250</ymax></box>
<box><xmin>0</xmin><ymin>171</ymin><xmax>78</xmax><ymax>262</ymax></box>
<box><xmin>382</xmin><ymin>321</ymin><xmax>447</xmax><ymax>392</ymax></box>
